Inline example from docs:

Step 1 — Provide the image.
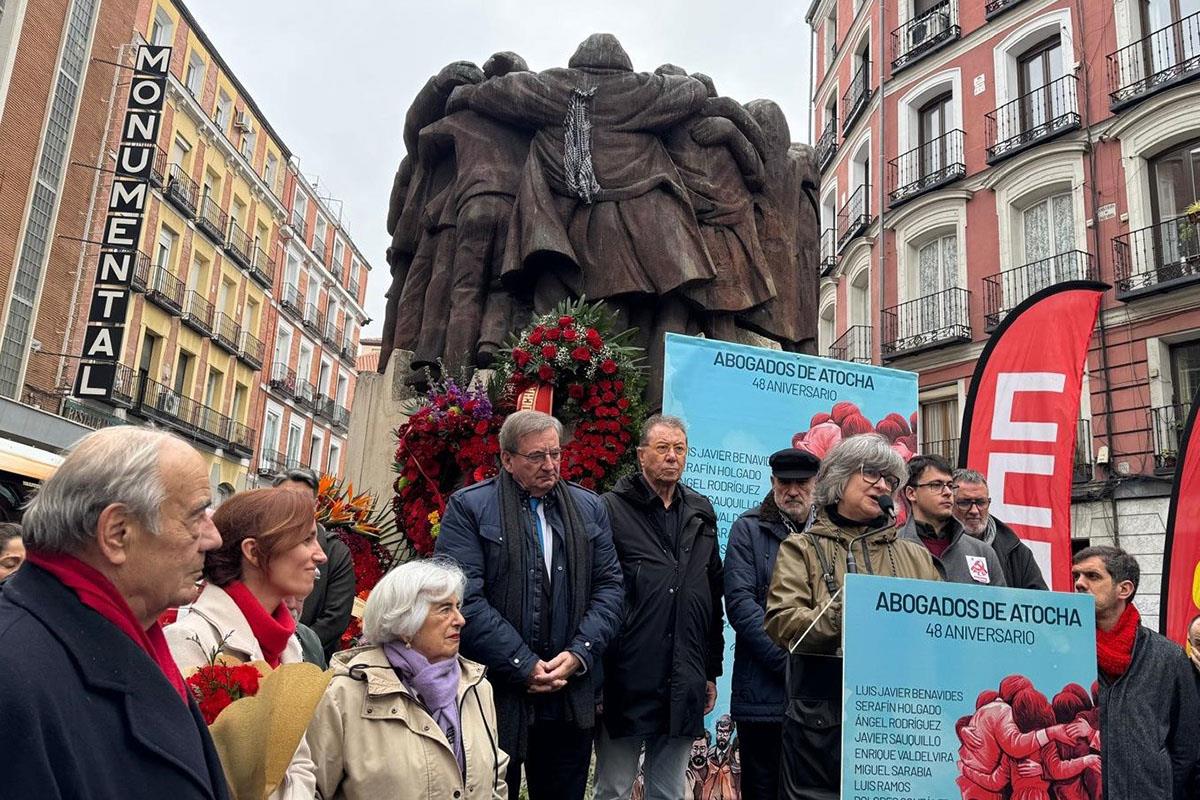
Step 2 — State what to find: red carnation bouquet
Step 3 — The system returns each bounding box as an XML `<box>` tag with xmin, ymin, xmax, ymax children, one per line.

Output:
<box><xmin>184</xmin><ymin>633</ymin><xmax>263</xmax><ymax>725</ymax></box>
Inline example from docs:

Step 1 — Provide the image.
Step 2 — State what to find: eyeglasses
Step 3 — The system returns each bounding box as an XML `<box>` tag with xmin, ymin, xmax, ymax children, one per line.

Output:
<box><xmin>648</xmin><ymin>443</ymin><xmax>687</xmax><ymax>456</ymax></box>
<box><xmin>511</xmin><ymin>449</ymin><xmax>563</xmax><ymax>463</ymax></box>
<box><xmin>913</xmin><ymin>480</ymin><xmax>959</xmax><ymax>494</ymax></box>
<box><xmin>954</xmin><ymin>498</ymin><xmax>991</xmax><ymax>510</ymax></box>
<box><xmin>860</xmin><ymin>465</ymin><xmax>900</xmax><ymax>492</ymax></box>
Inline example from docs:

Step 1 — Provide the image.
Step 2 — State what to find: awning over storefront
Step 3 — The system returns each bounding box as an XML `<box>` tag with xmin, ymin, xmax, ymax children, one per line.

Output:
<box><xmin>0</xmin><ymin>437</ymin><xmax>63</xmax><ymax>481</ymax></box>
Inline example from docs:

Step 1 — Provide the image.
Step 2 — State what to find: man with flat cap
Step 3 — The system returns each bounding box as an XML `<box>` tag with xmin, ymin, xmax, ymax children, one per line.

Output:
<box><xmin>723</xmin><ymin>448</ymin><xmax>819</xmax><ymax>798</ymax></box>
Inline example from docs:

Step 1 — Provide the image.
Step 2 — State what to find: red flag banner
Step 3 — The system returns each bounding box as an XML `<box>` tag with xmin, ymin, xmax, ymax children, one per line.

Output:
<box><xmin>959</xmin><ymin>281</ymin><xmax>1106</xmax><ymax>591</ymax></box>
<box><xmin>1161</xmin><ymin>395</ymin><xmax>1200</xmax><ymax>645</ymax></box>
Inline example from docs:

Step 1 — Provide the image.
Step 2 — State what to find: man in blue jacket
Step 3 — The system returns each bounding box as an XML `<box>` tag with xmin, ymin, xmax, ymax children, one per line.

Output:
<box><xmin>724</xmin><ymin>447</ymin><xmax>819</xmax><ymax>799</ymax></box>
<box><xmin>435</xmin><ymin>409</ymin><xmax>623</xmax><ymax>800</ymax></box>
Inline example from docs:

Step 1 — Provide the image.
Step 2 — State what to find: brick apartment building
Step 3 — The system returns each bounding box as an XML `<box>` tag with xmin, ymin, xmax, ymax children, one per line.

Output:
<box><xmin>0</xmin><ymin>0</ymin><xmax>371</xmax><ymax>498</ymax></box>
<box><xmin>810</xmin><ymin>0</ymin><xmax>1200</xmax><ymax>624</ymax></box>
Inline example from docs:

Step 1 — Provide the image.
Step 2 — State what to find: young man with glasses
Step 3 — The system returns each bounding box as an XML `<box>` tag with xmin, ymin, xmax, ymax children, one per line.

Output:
<box><xmin>951</xmin><ymin>469</ymin><xmax>1047</xmax><ymax>590</ymax></box>
<box><xmin>899</xmin><ymin>455</ymin><xmax>1006</xmax><ymax>586</ymax></box>
<box><xmin>594</xmin><ymin>414</ymin><xmax>726</xmax><ymax>800</ymax></box>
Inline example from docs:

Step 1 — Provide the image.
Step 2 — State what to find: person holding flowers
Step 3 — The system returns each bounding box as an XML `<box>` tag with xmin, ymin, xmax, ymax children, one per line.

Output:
<box><xmin>166</xmin><ymin>488</ymin><xmax>326</xmax><ymax>800</ymax></box>
<box><xmin>305</xmin><ymin>558</ymin><xmax>509</xmax><ymax>799</ymax></box>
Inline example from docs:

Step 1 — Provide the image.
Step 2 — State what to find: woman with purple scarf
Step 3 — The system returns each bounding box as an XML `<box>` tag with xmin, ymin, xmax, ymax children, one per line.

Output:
<box><xmin>306</xmin><ymin>558</ymin><xmax>509</xmax><ymax>799</ymax></box>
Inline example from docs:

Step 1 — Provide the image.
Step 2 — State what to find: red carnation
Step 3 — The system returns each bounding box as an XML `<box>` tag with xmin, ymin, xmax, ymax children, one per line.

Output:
<box><xmin>541</xmin><ymin>344</ymin><xmax>559</xmax><ymax>360</ymax></box>
<box><xmin>545</xmin><ymin>328</ymin><xmax>561</xmax><ymax>341</ymax></box>
<box><xmin>562</xmin><ymin>328</ymin><xmax>578</xmax><ymax>341</ymax></box>
<box><xmin>538</xmin><ymin>364</ymin><xmax>555</xmax><ymax>382</ymax></box>
<box><xmin>568</xmin><ymin>383</ymin><xmax>585</xmax><ymax>399</ymax></box>
<box><xmin>513</xmin><ymin>348</ymin><xmax>531</xmax><ymax>368</ymax></box>
<box><xmin>475</xmin><ymin>420</ymin><xmax>490</xmax><ymax>435</ymax></box>
<box><xmin>529</xmin><ymin>327</ymin><xmax>544</xmax><ymax>345</ymax></box>
<box><xmin>571</xmin><ymin>346</ymin><xmax>591</xmax><ymax>363</ymax></box>
<box><xmin>558</xmin><ymin>315</ymin><xmax>575</xmax><ymax>327</ymax></box>
<box><xmin>613</xmin><ymin>380</ymin><xmax>624</xmax><ymax>392</ymax></box>
<box><xmin>617</xmin><ymin>397</ymin><xmax>630</xmax><ymax>410</ymax></box>
<box><xmin>600</xmin><ymin>358</ymin><xmax>618</xmax><ymax>375</ymax></box>
<box><xmin>602</xmin><ymin>391</ymin><xmax>616</xmax><ymax>403</ymax></box>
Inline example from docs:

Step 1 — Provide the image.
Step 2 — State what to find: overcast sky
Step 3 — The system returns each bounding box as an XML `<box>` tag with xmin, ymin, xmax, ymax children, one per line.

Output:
<box><xmin>186</xmin><ymin>0</ymin><xmax>814</xmax><ymax>336</ymax></box>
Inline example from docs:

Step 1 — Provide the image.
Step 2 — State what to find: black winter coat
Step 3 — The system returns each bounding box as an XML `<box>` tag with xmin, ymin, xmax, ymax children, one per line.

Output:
<box><xmin>301</xmin><ymin>524</ymin><xmax>356</xmax><ymax>658</ymax></box>
<box><xmin>723</xmin><ymin>497</ymin><xmax>790</xmax><ymax>722</ymax></box>
<box><xmin>990</xmin><ymin>516</ymin><xmax>1048</xmax><ymax>590</ymax></box>
<box><xmin>1098</xmin><ymin>624</ymin><xmax>1200</xmax><ymax>800</ymax></box>
<box><xmin>0</xmin><ymin>564</ymin><xmax>231</xmax><ymax>800</ymax></box>
<box><xmin>602</xmin><ymin>475</ymin><xmax>724</xmax><ymax>739</ymax></box>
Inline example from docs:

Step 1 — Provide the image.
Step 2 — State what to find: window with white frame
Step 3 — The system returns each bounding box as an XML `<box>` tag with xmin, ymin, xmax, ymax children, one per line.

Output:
<box><xmin>263</xmin><ymin>410</ymin><xmax>281</xmax><ymax>456</ymax></box>
<box><xmin>274</xmin><ymin>325</ymin><xmax>291</xmax><ymax>366</ymax></box>
<box><xmin>156</xmin><ymin>226</ymin><xmax>177</xmax><ymax>274</ymax></box>
<box><xmin>849</xmin><ymin>267</ymin><xmax>870</xmax><ymax>328</ymax></box>
<box><xmin>214</xmin><ymin>90</ymin><xmax>232</xmax><ymax>132</ymax></box>
<box><xmin>286</xmin><ymin>422</ymin><xmax>303</xmax><ymax>467</ymax></box>
<box><xmin>825</xmin><ymin>6</ymin><xmax>838</xmax><ymax>69</ymax></box>
<box><xmin>184</xmin><ymin>52</ymin><xmax>205</xmax><ymax>96</ymax></box>
<box><xmin>919</xmin><ymin>393</ymin><xmax>960</xmax><ymax>461</ymax></box>
<box><xmin>240</xmin><ymin>128</ymin><xmax>256</xmax><ymax>162</ymax></box>
<box><xmin>292</xmin><ymin>191</ymin><xmax>307</xmax><ymax>230</ymax></box>
<box><xmin>150</xmin><ymin>7</ymin><xmax>173</xmax><ymax>46</ymax></box>
<box><xmin>328</xmin><ymin>440</ymin><xmax>341</xmax><ymax>475</ymax></box>
<box><xmin>264</xmin><ymin>152</ymin><xmax>278</xmax><ymax>192</ymax></box>
<box><xmin>819</xmin><ymin>302</ymin><xmax>836</xmax><ymax>353</ymax></box>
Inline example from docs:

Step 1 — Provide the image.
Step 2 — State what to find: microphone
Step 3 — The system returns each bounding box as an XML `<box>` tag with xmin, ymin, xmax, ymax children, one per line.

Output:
<box><xmin>876</xmin><ymin>494</ymin><xmax>895</xmax><ymax>519</ymax></box>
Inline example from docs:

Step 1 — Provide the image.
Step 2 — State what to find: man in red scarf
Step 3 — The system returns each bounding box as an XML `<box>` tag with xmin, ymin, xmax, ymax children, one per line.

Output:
<box><xmin>0</xmin><ymin>426</ymin><xmax>230</xmax><ymax>800</ymax></box>
<box><xmin>1072</xmin><ymin>545</ymin><xmax>1200</xmax><ymax>800</ymax></box>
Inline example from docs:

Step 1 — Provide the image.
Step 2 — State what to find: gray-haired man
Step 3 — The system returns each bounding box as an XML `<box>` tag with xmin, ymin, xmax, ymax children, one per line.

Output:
<box><xmin>952</xmin><ymin>469</ymin><xmax>1047</xmax><ymax>590</ymax></box>
<box><xmin>435</xmin><ymin>409</ymin><xmax>624</xmax><ymax>800</ymax></box>
<box><xmin>0</xmin><ymin>426</ymin><xmax>230</xmax><ymax>799</ymax></box>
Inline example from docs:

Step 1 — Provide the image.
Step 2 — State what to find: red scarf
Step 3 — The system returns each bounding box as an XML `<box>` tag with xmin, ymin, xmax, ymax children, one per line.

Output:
<box><xmin>26</xmin><ymin>551</ymin><xmax>189</xmax><ymax>702</ymax></box>
<box><xmin>1096</xmin><ymin>603</ymin><xmax>1140</xmax><ymax>680</ymax></box>
<box><xmin>223</xmin><ymin>580</ymin><xmax>295</xmax><ymax>668</ymax></box>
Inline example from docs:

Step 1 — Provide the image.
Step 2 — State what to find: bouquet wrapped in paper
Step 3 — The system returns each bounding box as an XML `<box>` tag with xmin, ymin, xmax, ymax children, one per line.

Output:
<box><xmin>186</xmin><ymin>650</ymin><xmax>331</xmax><ymax>800</ymax></box>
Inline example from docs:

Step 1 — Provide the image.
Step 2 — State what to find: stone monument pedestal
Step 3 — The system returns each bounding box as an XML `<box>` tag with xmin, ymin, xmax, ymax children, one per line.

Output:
<box><xmin>344</xmin><ymin>350</ymin><xmax>417</xmax><ymax>503</ymax></box>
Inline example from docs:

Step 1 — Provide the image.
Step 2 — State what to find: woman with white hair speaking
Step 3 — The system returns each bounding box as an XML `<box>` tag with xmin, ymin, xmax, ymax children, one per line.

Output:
<box><xmin>305</xmin><ymin>558</ymin><xmax>509</xmax><ymax>799</ymax></box>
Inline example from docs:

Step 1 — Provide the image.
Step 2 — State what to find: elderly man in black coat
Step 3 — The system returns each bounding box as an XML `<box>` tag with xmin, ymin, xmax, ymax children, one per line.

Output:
<box><xmin>952</xmin><ymin>469</ymin><xmax>1047</xmax><ymax>590</ymax></box>
<box><xmin>0</xmin><ymin>427</ymin><xmax>230</xmax><ymax>799</ymax></box>
<box><xmin>595</xmin><ymin>414</ymin><xmax>725</xmax><ymax>800</ymax></box>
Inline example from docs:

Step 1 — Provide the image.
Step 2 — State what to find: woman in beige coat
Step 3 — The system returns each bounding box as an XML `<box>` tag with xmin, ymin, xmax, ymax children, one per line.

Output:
<box><xmin>166</xmin><ymin>488</ymin><xmax>327</xmax><ymax>800</ymax></box>
<box><xmin>305</xmin><ymin>558</ymin><xmax>509</xmax><ymax>800</ymax></box>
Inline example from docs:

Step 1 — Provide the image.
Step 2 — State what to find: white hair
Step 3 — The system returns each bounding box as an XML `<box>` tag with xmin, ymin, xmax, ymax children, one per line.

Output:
<box><xmin>22</xmin><ymin>426</ymin><xmax>181</xmax><ymax>554</ymax></box>
<box><xmin>363</xmin><ymin>557</ymin><xmax>467</xmax><ymax>644</ymax></box>
<box><xmin>498</xmin><ymin>410</ymin><xmax>562</xmax><ymax>453</ymax></box>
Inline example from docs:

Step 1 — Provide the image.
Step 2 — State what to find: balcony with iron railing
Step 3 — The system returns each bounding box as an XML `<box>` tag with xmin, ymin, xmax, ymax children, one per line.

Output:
<box><xmin>164</xmin><ymin>163</ymin><xmax>199</xmax><ymax>218</ymax></box>
<box><xmin>340</xmin><ymin>337</ymin><xmax>357</xmax><ymax>363</ymax></box>
<box><xmin>181</xmin><ymin>291</ymin><xmax>214</xmax><ymax>336</ymax></box>
<box><xmin>836</xmin><ymin>184</ymin><xmax>872</xmax><ymax>252</ymax></box>
<box><xmin>348</xmin><ymin>277</ymin><xmax>360</xmax><ymax>303</ymax></box>
<box><xmin>109</xmin><ymin>363</ymin><xmax>138</xmax><ymax>407</ymax></box>
<box><xmin>881</xmin><ymin>287</ymin><xmax>972</xmax><ymax>358</ymax></box>
<box><xmin>225</xmin><ymin>418</ymin><xmax>256</xmax><ymax>456</ymax></box>
<box><xmin>332</xmin><ymin>404</ymin><xmax>350</xmax><ymax>430</ymax></box>
<box><xmin>212</xmin><ymin>311</ymin><xmax>241</xmax><ymax>354</ymax></box>
<box><xmin>323</xmin><ymin>319</ymin><xmax>340</xmax><ymax>347</ymax></box>
<box><xmin>891</xmin><ymin>0</ymin><xmax>959</xmax><ymax>73</ymax></box>
<box><xmin>1113</xmin><ymin>214</ymin><xmax>1200</xmax><ymax>298</ymax></box>
<box><xmin>815</xmin><ymin>115</ymin><xmax>839</xmax><ymax>174</ymax></box>
<box><xmin>196</xmin><ymin>195</ymin><xmax>227</xmax><ymax>244</ymax></box>
<box><xmin>887</xmin><ymin>129</ymin><xmax>965</xmax><ymax>207</ymax></box>
<box><xmin>820</xmin><ymin>229</ymin><xmax>838</xmax><ymax>276</ymax></box>
<box><xmin>238</xmin><ymin>329</ymin><xmax>264</xmax><ymax>370</ymax></box>
<box><xmin>144</xmin><ymin>263</ymin><xmax>185</xmax><ymax>315</ymax></box>
<box><xmin>268</xmin><ymin>362</ymin><xmax>296</xmax><ymax>398</ymax></box>
<box><xmin>842</xmin><ymin>60</ymin><xmax>871</xmax><ymax>134</ymax></box>
<box><xmin>985</xmin><ymin>74</ymin><xmax>1080</xmax><ymax>163</ymax></box>
<box><xmin>303</xmin><ymin>302</ymin><xmax>323</xmax><ymax>334</ymax></box>
<box><xmin>983</xmin><ymin>250</ymin><xmax>1096</xmax><ymax>329</ymax></box>
<box><xmin>1107</xmin><ymin>10</ymin><xmax>1200</xmax><ymax>110</ymax></box>
<box><xmin>126</xmin><ymin>250</ymin><xmax>153</xmax><ymax>293</ymax></box>
<box><xmin>985</xmin><ymin>0</ymin><xmax>1027</xmax><ymax>19</ymax></box>
<box><xmin>137</xmin><ymin>376</ymin><xmax>248</xmax><ymax>452</ymax></box>
<box><xmin>249</xmin><ymin>246</ymin><xmax>276</xmax><ymax>290</ymax></box>
<box><xmin>291</xmin><ymin>211</ymin><xmax>308</xmax><ymax>240</ymax></box>
<box><xmin>257</xmin><ymin>448</ymin><xmax>286</xmax><ymax>477</ymax></box>
<box><xmin>919</xmin><ymin>437</ymin><xmax>960</xmax><ymax>465</ymax></box>
<box><xmin>294</xmin><ymin>379</ymin><xmax>316</xmax><ymax>409</ymax></box>
<box><xmin>312</xmin><ymin>238</ymin><xmax>326</xmax><ymax>263</ymax></box>
<box><xmin>149</xmin><ymin>149</ymin><xmax>166</xmax><ymax>187</ymax></box>
<box><xmin>1150</xmin><ymin>403</ymin><xmax>1191</xmax><ymax>473</ymax></box>
<box><xmin>313</xmin><ymin>393</ymin><xmax>335</xmax><ymax>420</ymax></box>
<box><xmin>281</xmin><ymin>284</ymin><xmax>304</xmax><ymax>318</ymax></box>
<box><xmin>828</xmin><ymin>324</ymin><xmax>873</xmax><ymax>363</ymax></box>
<box><xmin>225</xmin><ymin>220</ymin><xmax>253</xmax><ymax>269</ymax></box>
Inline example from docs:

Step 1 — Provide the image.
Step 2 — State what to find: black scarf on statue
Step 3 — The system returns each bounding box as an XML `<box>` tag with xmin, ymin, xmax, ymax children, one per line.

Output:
<box><xmin>491</xmin><ymin>469</ymin><xmax>594</xmax><ymax>759</ymax></box>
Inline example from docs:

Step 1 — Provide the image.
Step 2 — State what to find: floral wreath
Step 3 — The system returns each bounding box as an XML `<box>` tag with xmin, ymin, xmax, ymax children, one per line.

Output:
<box><xmin>393</xmin><ymin>298</ymin><xmax>646</xmax><ymax>558</ymax></box>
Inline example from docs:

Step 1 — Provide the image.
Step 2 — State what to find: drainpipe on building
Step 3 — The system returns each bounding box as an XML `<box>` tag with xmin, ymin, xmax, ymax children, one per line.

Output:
<box><xmin>1073</xmin><ymin>0</ymin><xmax>1122</xmax><ymax>546</ymax></box>
<box><xmin>808</xmin><ymin>23</ymin><xmax>816</xmax><ymax>144</ymax></box>
<box><xmin>877</xmin><ymin>0</ymin><xmax>888</xmax><ymax>364</ymax></box>
<box><xmin>57</xmin><ymin>42</ymin><xmax>128</xmax><ymax>395</ymax></box>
